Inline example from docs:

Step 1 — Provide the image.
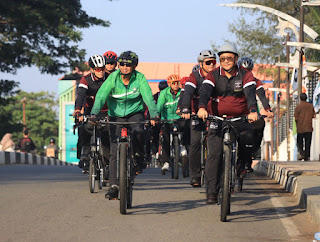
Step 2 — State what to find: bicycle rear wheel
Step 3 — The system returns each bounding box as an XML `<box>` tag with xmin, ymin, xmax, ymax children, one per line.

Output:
<box><xmin>221</xmin><ymin>144</ymin><xmax>231</xmax><ymax>222</ymax></box>
<box><xmin>89</xmin><ymin>158</ymin><xmax>96</xmax><ymax>193</ymax></box>
<box><xmin>173</xmin><ymin>136</ymin><xmax>180</xmax><ymax>179</ymax></box>
<box><xmin>119</xmin><ymin>143</ymin><xmax>128</xmax><ymax>214</ymax></box>
<box><xmin>98</xmin><ymin>159</ymin><xmax>103</xmax><ymax>190</ymax></box>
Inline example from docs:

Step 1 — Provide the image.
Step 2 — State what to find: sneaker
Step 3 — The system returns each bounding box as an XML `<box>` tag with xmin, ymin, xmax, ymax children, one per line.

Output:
<box><xmin>206</xmin><ymin>194</ymin><xmax>218</xmax><ymax>204</ymax></box>
<box><xmin>105</xmin><ymin>186</ymin><xmax>118</xmax><ymax>200</ymax></box>
<box><xmin>190</xmin><ymin>177</ymin><xmax>201</xmax><ymax>187</ymax></box>
<box><xmin>78</xmin><ymin>159</ymin><xmax>84</xmax><ymax>168</ymax></box>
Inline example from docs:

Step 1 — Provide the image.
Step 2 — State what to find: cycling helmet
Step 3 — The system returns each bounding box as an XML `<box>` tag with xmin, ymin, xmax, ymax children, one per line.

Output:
<box><xmin>197</xmin><ymin>50</ymin><xmax>216</xmax><ymax>62</ymax></box>
<box><xmin>49</xmin><ymin>138</ymin><xmax>56</xmax><ymax>144</ymax></box>
<box><xmin>118</xmin><ymin>51</ymin><xmax>139</xmax><ymax>66</ymax></box>
<box><xmin>158</xmin><ymin>81</ymin><xmax>168</xmax><ymax>91</ymax></box>
<box><xmin>103</xmin><ymin>51</ymin><xmax>117</xmax><ymax>62</ymax></box>
<box><xmin>88</xmin><ymin>55</ymin><xmax>105</xmax><ymax>68</ymax></box>
<box><xmin>167</xmin><ymin>74</ymin><xmax>181</xmax><ymax>83</ymax></box>
<box><xmin>217</xmin><ymin>43</ymin><xmax>238</xmax><ymax>56</ymax></box>
<box><xmin>192</xmin><ymin>64</ymin><xmax>200</xmax><ymax>72</ymax></box>
<box><xmin>238</xmin><ymin>57</ymin><xmax>254</xmax><ymax>70</ymax></box>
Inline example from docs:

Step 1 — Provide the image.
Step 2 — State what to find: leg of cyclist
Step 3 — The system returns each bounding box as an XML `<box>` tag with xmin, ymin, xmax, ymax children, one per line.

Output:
<box><xmin>252</xmin><ymin>119</ymin><xmax>265</xmax><ymax>162</ymax></box>
<box><xmin>128</xmin><ymin>112</ymin><xmax>145</xmax><ymax>174</ymax></box>
<box><xmin>79</xmin><ymin>124</ymin><xmax>92</xmax><ymax>172</ymax></box>
<box><xmin>205</xmin><ymin>122</ymin><xmax>223</xmax><ymax>204</ymax></box>
<box><xmin>101</xmin><ymin>126</ymin><xmax>110</xmax><ymax>182</ymax></box>
<box><xmin>161</xmin><ymin>123</ymin><xmax>171</xmax><ymax>174</ymax></box>
<box><xmin>189</xmin><ymin>119</ymin><xmax>206</xmax><ymax>187</ymax></box>
<box><xmin>237</xmin><ymin>123</ymin><xmax>254</xmax><ymax>177</ymax></box>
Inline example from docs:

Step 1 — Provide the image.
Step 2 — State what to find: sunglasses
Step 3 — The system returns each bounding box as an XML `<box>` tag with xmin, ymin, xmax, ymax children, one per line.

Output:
<box><xmin>204</xmin><ymin>60</ymin><xmax>216</xmax><ymax>66</ymax></box>
<box><xmin>119</xmin><ymin>62</ymin><xmax>134</xmax><ymax>67</ymax></box>
<box><xmin>170</xmin><ymin>81</ymin><xmax>180</xmax><ymax>85</ymax></box>
<box><xmin>94</xmin><ymin>67</ymin><xmax>105</xmax><ymax>72</ymax></box>
<box><xmin>220</xmin><ymin>56</ymin><xmax>234</xmax><ymax>62</ymax></box>
<box><xmin>106</xmin><ymin>61</ymin><xmax>116</xmax><ymax>65</ymax></box>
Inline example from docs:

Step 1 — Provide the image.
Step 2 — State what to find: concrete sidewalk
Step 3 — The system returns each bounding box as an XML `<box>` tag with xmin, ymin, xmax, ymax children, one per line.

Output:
<box><xmin>254</xmin><ymin>160</ymin><xmax>320</xmax><ymax>229</ymax></box>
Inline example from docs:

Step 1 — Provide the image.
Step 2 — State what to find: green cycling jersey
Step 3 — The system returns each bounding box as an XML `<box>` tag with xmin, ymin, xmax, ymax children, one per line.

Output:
<box><xmin>91</xmin><ymin>69</ymin><xmax>159</xmax><ymax>118</ymax></box>
<box><xmin>157</xmin><ymin>87</ymin><xmax>181</xmax><ymax>121</ymax></box>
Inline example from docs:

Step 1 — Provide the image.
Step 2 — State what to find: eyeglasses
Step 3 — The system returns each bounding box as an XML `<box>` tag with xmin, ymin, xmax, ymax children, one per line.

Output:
<box><xmin>94</xmin><ymin>67</ymin><xmax>105</xmax><ymax>72</ymax></box>
<box><xmin>106</xmin><ymin>61</ymin><xmax>116</xmax><ymax>65</ymax></box>
<box><xmin>171</xmin><ymin>81</ymin><xmax>180</xmax><ymax>85</ymax></box>
<box><xmin>220</xmin><ymin>56</ymin><xmax>234</xmax><ymax>62</ymax></box>
<box><xmin>119</xmin><ymin>62</ymin><xmax>134</xmax><ymax>67</ymax></box>
<box><xmin>204</xmin><ymin>60</ymin><xmax>216</xmax><ymax>66</ymax></box>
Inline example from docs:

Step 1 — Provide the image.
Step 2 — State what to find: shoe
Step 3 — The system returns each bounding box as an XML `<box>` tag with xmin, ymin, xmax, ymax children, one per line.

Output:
<box><xmin>247</xmin><ymin>167</ymin><xmax>254</xmax><ymax>173</ymax></box>
<box><xmin>206</xmin><ymin>194</ymin><xmax>218</xmax><ymax>204</ymax></box>
<box><xmin>105</xmin><ymin>186</ymin><xmax>118</xmax><ymax>200</ymax></box>
<box><xmin>298</xmin><ymin>153</ymin><xmax>304</xmax><ymax>161</ymax></box>
<box><xmin>162</xmin><ymin>162</ymin><xmax>170</xmax><ymax>174</ymax></box>
<box><xmin>190</xmin><ymin>177</ymin><xmax>201</xmax><ymax>187</ymax></box>
<box><xmin>78</xmin><ymin>160</ymin><xmax>84</xmax><ymax>168</ymax></box>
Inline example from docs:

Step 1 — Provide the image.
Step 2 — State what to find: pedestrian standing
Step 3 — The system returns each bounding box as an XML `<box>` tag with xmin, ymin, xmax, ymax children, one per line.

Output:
<box><xmin>294</xmin><ymin>93</ymin><xmax>316</xmax><ymax>161</ymax></box>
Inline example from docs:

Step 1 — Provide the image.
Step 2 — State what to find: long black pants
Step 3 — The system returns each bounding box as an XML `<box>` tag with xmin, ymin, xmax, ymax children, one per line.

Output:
<box><xmin>297</xmin><ymin>132</ymin><xmax>312</xmax><ymax>160</ymax></box>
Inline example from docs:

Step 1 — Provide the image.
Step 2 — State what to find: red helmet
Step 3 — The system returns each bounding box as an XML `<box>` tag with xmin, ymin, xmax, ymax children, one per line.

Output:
<box><xmin>167</xmin><ymin>74</ymin><xmax>180</xmax><ymax>84</ymax></box>
<box><xmin>103</xmin><ymin>51</ymin><xmax>117</xmax><ymax>62</ymax></box>
<box><xmin>180</xmin><ymin>76</ymin><xmax>188</xmax><ymax>88</ymax></box>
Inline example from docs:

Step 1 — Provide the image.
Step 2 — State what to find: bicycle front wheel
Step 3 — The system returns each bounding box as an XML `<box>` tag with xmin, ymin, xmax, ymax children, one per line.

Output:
<box><xmin>119</xmin><ymin>143</ymin><xmax>128</xmax><ymax>215</ymax></box>
<box><xmin>89</xmin><ymin>158</ymin><xmax>96</xmax><ymax>193</ymax></box>
<box><xmin>173</xmin><ymin>136</ymin><xmax>180</xmax><ymax>179</ymax></box>
<box><xmin>221</xmin><ymin>144</ymin><xmax>231</xmax><ymax>222</ymax></box>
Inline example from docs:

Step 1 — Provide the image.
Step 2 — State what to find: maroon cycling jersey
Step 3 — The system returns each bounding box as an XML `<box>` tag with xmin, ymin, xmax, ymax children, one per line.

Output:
<box><xmin>199</xmin><ymin>66</ymin><xmax>257</xmax><ymax>118</ymax></box>
<box><xmin>75</xmin><ymin>72</ymin><xmax>109</xmax><ymax>114</ymax></box>
<box><xmin>181</xmin><ymin>69</ymin><xmax>213</xmax><ymax>114</ymax></box>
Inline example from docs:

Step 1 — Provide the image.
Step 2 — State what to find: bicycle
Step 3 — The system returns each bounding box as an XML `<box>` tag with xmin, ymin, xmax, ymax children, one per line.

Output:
<box><xmin>159</xmin><ymin>119</ymin><xmax>186</xmax><ymax>179</ymax></box>
<box><xmin>205</xmin><ymin>115</ymin><xmax>247</xmax><ymax>222</ymax></box>
<box><xmin>107</xmin><ymin>119</ymin><xmax>150</xmax><ymax>215</ymax></box>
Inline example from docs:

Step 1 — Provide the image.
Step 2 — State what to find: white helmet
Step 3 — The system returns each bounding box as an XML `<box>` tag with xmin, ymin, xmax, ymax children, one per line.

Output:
<box><xmin>88</xmin><ymin>55</ymin><xmax>105</xmax><ymax>68</ymax></box>
<box><xmin>218</xmin><ymin>43</ymin><xmax>238</xmax><ymax>56</ymax></box>
<box><xmin>197</xmin><ymin>50</ymin><xmax>216</xmax><ymax>62</ymax></box>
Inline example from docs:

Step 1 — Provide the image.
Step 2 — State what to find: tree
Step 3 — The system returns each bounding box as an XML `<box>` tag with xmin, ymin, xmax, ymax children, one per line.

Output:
<box><xmin>1</xmin><ymin>91</ymin><xmax>59</xmax><ymax>155</ymax></box>
<box><xmin>217</xmin><ymin>0</ymin><xmax>320</xmax><ymax>63</ymax></box>
<box><xmin>0</xmin><ymin>0</ymin><xmax>111</xmax><ymax>75</ymax></box>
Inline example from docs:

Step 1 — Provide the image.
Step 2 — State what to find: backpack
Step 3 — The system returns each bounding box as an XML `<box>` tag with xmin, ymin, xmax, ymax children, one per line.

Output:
<box><xmin>20</xmin><ymin>138</ymin><xmax>33</xmax><ymax>152</ymax></box>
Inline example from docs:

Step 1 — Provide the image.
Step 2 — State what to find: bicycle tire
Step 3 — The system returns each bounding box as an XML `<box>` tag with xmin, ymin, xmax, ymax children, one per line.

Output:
<box><xmin>181</xmin><ymin>156</ymin><xmax>189</xmax><ymax>177</ymax></box>
<box><xmin>238</xmin><ymin>177</ymin><xmax>243</xmax><ymax>192</ymax></box>
<box><xmin>89</xmin><ymin>158</ymin><xmax>96</xmax><ymax>193</ymax></box>
<box><xmin>98</xmin><ymin>160</ymin><xmax>103</xmax><ymax>190</ymax></box>
<box><xmin>221</xmin><ymin>144</ymin><xmax>231</xmax><ymax>222</ymax></box>
<box><xmin>173</xmin><ymin>136</ymin><xmax>180</xmax><ymax>179</ymax></box>
<box><xmin>119</xmin><ymin>143</ymin><xmax>127</xmax><ymax>214</ymax></box>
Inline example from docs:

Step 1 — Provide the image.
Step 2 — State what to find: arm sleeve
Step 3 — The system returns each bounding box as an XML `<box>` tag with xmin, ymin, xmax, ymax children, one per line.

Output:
<box><xmin>75</xmin><ymin>77</ymin><xmax>88</xmax><ymax>111</ymax></box>
<box><xmin>199</xmin><ymin>72</ymin><xmax>215</xmax><ymax>109</ymax></box>
<box><xmin>255</xmin><ymin>79</ymin><xmax>270</xmax><ymax>110</ymax></box>
<box><xmin>177</xmin><ymin>89</ymin><xmax>184</xmax><ymax>108</ymax></box>
<box><xmin>181</xmin><ymin>74</ymin><xmax>196</xmax><ymax>110</ymax></box>
<box><xmin>156</xmin><ymin>90</ymin><xmax>166</xmax><ymax>116</ymax></box>
<box><xmin>91</xmin><ymin>76</ymin><xmax>113</xmax><ymax>115</ymax></box>
<box><xmin>243</xmin><ymin>71</ymin><xmax>257</xmax><ymax>111</ymax></box>
<box><xmin>140</xmin><ymin>74</ymin><xmax>159</xmax><ymax>118</ymax></box>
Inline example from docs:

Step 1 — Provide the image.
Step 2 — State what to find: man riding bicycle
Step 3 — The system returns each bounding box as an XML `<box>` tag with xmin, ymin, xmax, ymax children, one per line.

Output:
<box><xmin>73</xmin><ymin>54</ymin><xmax>114</xmax><ymax>172</ymax></box>
<box><xmin>180</xmin><ymin>50</ymin><xmax>217</xmax><ymax>187</ymax></box>
<box><xmin>197</xmin><ymin>43</ymin><xmax>258</xmax><ymax>204</ymax></box>
<box><xmin>157</xmin><ymin>74</ymin><xmax>187</xmax><ymax>174</ymax></box>
<box><xmin>91</xmin><ymin>51</ymin><xmax>159</xmax><ymax>200</ymax></box>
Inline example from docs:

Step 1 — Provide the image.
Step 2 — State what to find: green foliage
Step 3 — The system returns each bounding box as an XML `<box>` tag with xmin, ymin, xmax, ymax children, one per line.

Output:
<box><xmin>0</xmin><ymin>91</ymin><xmax>59</xmax><ymax>155</ymax></box>
<box><xmin>0</xmin><ymin>0</ymin><xmax>111</xmax><ymax>75</ymax></box>
<box><xmin>221</xmin><ymin>0</ymin><xmax>320</xmax><ymax>63</ymax></box>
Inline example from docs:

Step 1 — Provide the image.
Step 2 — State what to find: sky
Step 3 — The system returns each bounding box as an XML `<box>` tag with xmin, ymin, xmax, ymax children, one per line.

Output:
<box><xmin>1</xmin><ymin>0</ymin><xmax>246</xmax><ymax>96</ymax></box>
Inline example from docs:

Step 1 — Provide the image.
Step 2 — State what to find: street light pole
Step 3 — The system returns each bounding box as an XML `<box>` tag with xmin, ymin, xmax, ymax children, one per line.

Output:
<box><xmin>286</xmin><ymin>33</ymin><xmax>291</xmax><ymax>161</ymax></box>
<box><xmin>21</xmin><ymin>97</ymin><xmax>27</xmax><ymax>126</ymax></box>
<box><xmin>298</xmin><ymin>0</ymin><xmax>305</xmax><ymax>99</ymax></box>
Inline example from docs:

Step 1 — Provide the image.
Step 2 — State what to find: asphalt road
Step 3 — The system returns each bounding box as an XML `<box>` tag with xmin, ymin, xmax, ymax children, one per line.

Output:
<box><xmin>0</xmin><ymin>165</ymin><xmax>318</xmax><ymax>241</ymax></box>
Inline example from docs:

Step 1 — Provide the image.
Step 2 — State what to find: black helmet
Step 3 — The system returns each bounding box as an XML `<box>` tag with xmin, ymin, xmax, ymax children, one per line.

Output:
<box><xmin>158</xmin><ymin>81</ymin><xmax>168</xmax><ymax>91</ymax></box>
<box><xmin>49</xmin><ymin>138</ymin><xmax>56</xmax><ymax>144</ymax></box>
<box><xmin>88</xmin><ymin>55</ymin><xmax>105</xmax><ymax>68</ymax></box>
<box><xmin>118</xmin><ymin>51</ymin><xmax>139</xmax><ymax>66</ymax></box>
<box><xmin>238</xmin><ymin>57</ymin><xmax>254</xmax><ymax>70</ymax></box>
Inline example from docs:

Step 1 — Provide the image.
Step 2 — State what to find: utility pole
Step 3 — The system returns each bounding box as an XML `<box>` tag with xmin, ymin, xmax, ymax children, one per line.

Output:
<box><xmin>286</xmin><ymin>33</ymin><xmax>291</xmax><ymax>161</ymax></box>
<box><xmin>298</xmin><ymin>0</ymin><xmax>305</xmax><ymax>99</ymax></box>
<box><xmin>276</xmin><ymin>55</ymin><xmax>281</xmax><ymax>161</ymax></box>
<box><xmin>21</xmin><ymin>97</ymin><xmax>27</xmax><ymax>126</ymax></box>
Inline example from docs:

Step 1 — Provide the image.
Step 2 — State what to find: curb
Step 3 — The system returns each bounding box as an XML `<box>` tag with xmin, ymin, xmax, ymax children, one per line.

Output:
<box><xmin>0</xmin><ymin>151</ymin><xmax>74</xmax><ymax>166</ymax></box>
<box><xmin>255</xmin><ymin>160</ymin><xmax>320</xmax><ymax>229</ymax></box>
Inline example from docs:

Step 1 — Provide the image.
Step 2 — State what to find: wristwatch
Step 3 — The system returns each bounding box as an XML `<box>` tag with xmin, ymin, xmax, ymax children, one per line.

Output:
<box><xmin>250</xmin><ymin>108</ymin><xmax>257</xmax><ymax>113</ymax></box>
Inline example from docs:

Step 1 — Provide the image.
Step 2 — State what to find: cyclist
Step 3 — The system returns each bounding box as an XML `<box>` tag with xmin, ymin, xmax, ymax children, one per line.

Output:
<box><xmin>238</xmin><ymin>57</ymin><xmax>274</xmax><ymax>167</ymax></box>
<box><xmin>91</xmin><ymin>51</ymin><xmax>159</xmax><ymax>200</ymax></box>
<box><xmin>73</xmin><ymin>54</ymin><xmax>111</xmax><ymax>172</ymax></box>
<box><xmin>181</xmin><ymin>50</ymin><xmax>217</xmax><ymax>187</ymax></box>
<box><xmin>103</xmin><ymin>51</ymin><xmax>118</xmax><ymax>74</ymax></box>
<box><xmin>157</xmin><ymin>74</ymin><xmax>185</xmax><ymax>174</ymax></box>
<box><xmin>197</xmin><ymin>43</ymin><xmax>258</xmax><ymax>204</ymax></box>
